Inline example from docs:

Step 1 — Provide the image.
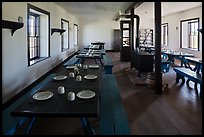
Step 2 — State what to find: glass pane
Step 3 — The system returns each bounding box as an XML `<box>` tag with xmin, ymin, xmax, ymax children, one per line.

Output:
<box><xmin>123</xmin><ymin>23</ymin><xmax>129</xmax><ymax>28</ymax></box>
<box><xmin>123</xmin><ymin>30</ymin><xmax>129</xmax><ymax>37</ymax></box>
<box><xmin>123</xmin><ymin>38</ymin><xmax>129</xmax><ymax>47</ymax></box>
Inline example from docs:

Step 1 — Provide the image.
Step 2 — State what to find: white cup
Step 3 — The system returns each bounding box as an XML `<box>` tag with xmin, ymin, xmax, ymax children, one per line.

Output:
<box><xmin>58</xmin><ymin>86</ymin><xmax>65</xmax><ymax>94</ymax></box>
<box><xmin>67</xmin><ymin>92</ymin><xmax>75</xmax><ymax>101</ymax></box>
<box><xmin>76</xmin><ymin>75</ymin><xmax>82</xmax><ymax>82</ymax></box>
<box><xmin>69</xmin><ymin>72</ymin><xmax>75</xmax><ymax>78</ymax></box>
<box><xmin>74</xmin><ymin>67</ymin><xmax>79</xmax><ymax>76</ymax></box>
<box><xmin>83</xmin><ymin>65</ymin><xmax>88</xmax><ymax>70</ymax></box>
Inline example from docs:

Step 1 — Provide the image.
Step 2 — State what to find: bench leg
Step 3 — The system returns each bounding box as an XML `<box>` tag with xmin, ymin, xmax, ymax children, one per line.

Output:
<box><xmin>176</xmin><ymin>73</ymin><xmax>185</xmax><ymax>84</ymax></box>
<box><xmin>80</xmin><ymin>117</ymin><xmax>95</xmax><ymax>135</ymax></box>
<box><xmin>194</xmin><ymin>82</ymin><xmax>199</xmax><ymax>97</ymax></box>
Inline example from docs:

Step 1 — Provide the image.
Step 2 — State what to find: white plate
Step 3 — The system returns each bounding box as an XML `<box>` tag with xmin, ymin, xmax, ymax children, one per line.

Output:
<box><xmin>84</xmin><ymin>75</ymin><xmax>97</xmax><ymax>80</ymax></box>
<box><xmin>89</xmin><ymin>65</ymin><xmax>99</xmax><ymax>69</ymax></box>
<box><xmin>76</xmin><ymin>90</ymin><xmax>96</xmax><ymax>99</ymax></box>
<box><xmin>66</xmin><ymin>65</ymin><xmax>76</xmax><ymax>69</ymax></box>
<box><xmin>53</xmin><ymin>75</ymin><xmax>67</xmax><ymax>80</ymax></box>
<box><xmin>33</xmin><ymin>91</ymin><xmax>53</xmax><ymax>101</ymax></box>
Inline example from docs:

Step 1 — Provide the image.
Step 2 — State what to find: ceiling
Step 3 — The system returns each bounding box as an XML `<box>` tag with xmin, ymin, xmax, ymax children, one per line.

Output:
<box><xmin>135</xmin><ymin>2</ymin><xmax>202</xmax><ymax>19</ymax></box>
<box><xmin>55</xmin><ymin>2</ymin><xmax>133</xmax><ymax>21</ymax></box>
<box><xmin>55</xmin><ymin>2</ymin><xmax>202</xmax><ymax>21</ymax></box>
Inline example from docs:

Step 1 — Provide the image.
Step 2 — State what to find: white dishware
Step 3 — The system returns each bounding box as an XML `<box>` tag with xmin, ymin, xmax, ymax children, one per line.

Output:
<box><xmin>66</xmin><ymin>65</ymin><xmax>76</xmax><ymax>69</ymax></box>
<box><xmin>69</xmin><ymin>72</ymin><xmax>75</xmax><ymax>78</ymax></box>
<box><xmin>76</xmin><ymin>63</ymin><xmax>82</xmax><ymax>68</ymax></box>
<box><xmin>57</xmin><ymin>86</ymin><xmax>65</xmax><ymax>94</ymax></box>
<box><xmin>84</xmin><ymin>75</ymin><xmax>97</xmax><ymax>80</ymax></box>
<box><xmin>83</xmin><ymin>65</ymin><xmax>88</xmax><ymax>70</ymax></box>
<box><xmin>76</xmin><ymin>90</ymin><xmax>95</xmax><ymax>99</ymax></box>
<box><xmin>89</xmin><ymin>65</ymin><xmax>99</xmax><ymax>69</ymax></box>
<box><xmin>67</xmin><ymin>92</ymin><xmax>75</xmax><ymax>101</ymax></box>
<box><xmin>76</xmin><ymin>75</ymin><xmax>82</xmax><ymax>82</ymax></box>
<box><xmin>33</xmin><ymin>91</ymin><xmax>53</xmax><ymax>101</ymax></box>
<box><xmin>53</xmin><ymin>75</ymin><xmax>67</xmax><ymax>80</ymax></box>
<box><xmin>74</xmin><ymin>67</ymin><xmax>79</xmax><ymax>75</ymax></box>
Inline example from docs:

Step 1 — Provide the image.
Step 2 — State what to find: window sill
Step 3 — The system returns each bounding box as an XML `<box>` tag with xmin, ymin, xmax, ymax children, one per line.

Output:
<box><xmin>62</xmin><ymin>48</ymin><xmax>69</xmax><ymax>52</ymax></box>
<box><xmin>29</xmin><ymin>57</ymin><xmax>49</xmax><ymax>66</ymax></box>
<box><xmin>181</xmin><ymin>48</ymin><xmax>199</xmax><ymax>52</ymax></box>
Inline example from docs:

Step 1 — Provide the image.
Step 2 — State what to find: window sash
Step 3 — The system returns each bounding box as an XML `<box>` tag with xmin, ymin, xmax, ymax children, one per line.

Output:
<box><xmin>28</xmin><ymin>13</ymin><xmax>40</xmax><ymax>60</ymax></box>
<box><xmin>180</xmin><ymin>18</ymin><xmax>199</xmax><ymax>51</ymax></box>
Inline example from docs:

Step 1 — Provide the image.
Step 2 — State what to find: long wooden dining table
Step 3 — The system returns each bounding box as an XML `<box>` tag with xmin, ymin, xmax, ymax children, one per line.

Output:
<box><xmin>184</xmin><ymin>57</ymin><xmax>202</xmax><ymax>74</ymax></box>
<box><xmin>11</xmin><ymin>64</ymin><xmax>102</xmax><ymax>135</ymax></box>
<box><xmin>162</xmin><ymin>50</ymin><xmax>194</xmax><ymax>67</ymax></box>
<box><xmin>76</xmin><ymin>49</ymin><xmax>106</xmax><ymax>65</ymax></box>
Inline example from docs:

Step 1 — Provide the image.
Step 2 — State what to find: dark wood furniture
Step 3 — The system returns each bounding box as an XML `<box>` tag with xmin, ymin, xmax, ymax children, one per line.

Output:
<box><xmin>135</xmin><ymin>51</ymin><xmax>154</xmax><ymax>76</ymax></box>
<box><xmin>11</xmin><ymin>66</ymin><xmax>101</xmax><ymax>135</ymax></box>
<box><xmin>91</xmin><ymin>42</ymin><xmax>105</xmax><ymax>49</ymax></box>
<box><xmin>120</xmin><ymin>20</ymin><xmax>131</xmax><ymax>62</ymax></box>
<box><xmin>173</xmin><ymin>67</ymin><xmax>202</xmax><ymax>97</ymax></box>
<box><xmin>184</xmin><ymin>57</ymin><xmax>202</xmax><ymax>74</ymax></box>
<box><xmin>76</xmin><ymin>49</ymin><xmax>104</xmax><ymax>65</ymax></box>
<box><xmin>63</xmin><ymin>55</ymin><xmax>80</xmax><ymax>67</ymax></box>
<box><xmin>2</xmin><ymin>20</ymin><xmax>24</xmax><ymax>36</ymax></box>
<box><xmin>113</xmin><ymin>29</ymin><xmax>121</xmax><ymax>51</ymax></box>
<box><xmin>162</xmin><ymin>50</ymin><xmax>194</xmax><ymax>67</ymax></box>
<box><xmin>51</xmin><ymin>28</ymin><xmax>66</xmax><ymax>35</ymax></box>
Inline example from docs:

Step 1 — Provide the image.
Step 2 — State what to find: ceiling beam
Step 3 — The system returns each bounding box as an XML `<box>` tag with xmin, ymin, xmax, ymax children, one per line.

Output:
<box><xmin>114</xmin><ymin>2</ymin><xmax>143</xmax><ymax>21</ymax></box>
<box><xmin>125</xmin><ymin>2</ymin><xmax>143</xmax><ymax>14</ymax></box>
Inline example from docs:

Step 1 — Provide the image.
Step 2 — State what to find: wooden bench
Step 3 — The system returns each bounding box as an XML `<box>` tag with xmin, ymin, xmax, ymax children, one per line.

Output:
<box><xmin>63</xmin><ymin>55</ymin><xmax>80</xmax><ymax>67</ymax></box>
<box><xmin>173</xmin><ymin>67</ymin><xmax>202</xmax><ymax>97</ymax></box>
<box><xmin>99</xmin><ymin>74</ymin><xmax>130</xmax><ymax>135</ymax></box>
<box><xmin>103</xmin><ymin>55</ymin><xmax>113</xmax><ymax>74</ymax></box>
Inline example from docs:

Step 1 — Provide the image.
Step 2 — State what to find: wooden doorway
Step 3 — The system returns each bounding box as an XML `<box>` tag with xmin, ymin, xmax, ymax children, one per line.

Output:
<box><xmin>120</xmin><ymin>20</ymin><xmax>131</xmax><ymax>62</ymax></box>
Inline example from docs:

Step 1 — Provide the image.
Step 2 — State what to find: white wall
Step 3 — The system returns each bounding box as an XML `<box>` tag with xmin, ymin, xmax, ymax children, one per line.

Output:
<box><xmin>162</xmin><ymin>6</ymin><xmax>202</xmax><ymax>58</ymax></box>
<box><xmin>135</xmin><ymin>4</ymin><xmax>202</xmax><ymax>58</ymax></box>
<box><xmin>2</xmin><ymin>2</ymin><xmax>79</xmax><ymax>104</ymax></box>
<box><xmin>79</xmin><ymin>19</ymin><xmax>120</xmax><ymax>50</ymax></box>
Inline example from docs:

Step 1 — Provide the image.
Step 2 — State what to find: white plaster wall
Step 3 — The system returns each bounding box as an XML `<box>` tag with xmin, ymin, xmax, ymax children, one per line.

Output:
<box><xmin>162</xmin><ymin>6</ymin><xmax>202</xmax><ymax>58</ymax></box>
<box><xmin>79</xmin><ymin>19</ymin><xmax>120</xmax><ymax>50</ymax></box>
<box><xmin>135</xmin><ymin>4</ymin><xmax>202</xmax><ymax>58</ymax></box>
<box><xmin>2</xmin><ymin>2</ymin><xmax>79</xmax><ymax>104</ymax></box>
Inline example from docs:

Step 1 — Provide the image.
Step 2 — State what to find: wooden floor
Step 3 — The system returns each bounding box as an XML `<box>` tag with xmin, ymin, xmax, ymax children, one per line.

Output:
<box><xmin>108</xmin><ymin>52</ymin><xmax>202</xmax><ymax>135</ymax></box>
<box><xmin>15</xmin><ymin>52</ymin><xmax>202</xmax><ymax>135</ymax></box>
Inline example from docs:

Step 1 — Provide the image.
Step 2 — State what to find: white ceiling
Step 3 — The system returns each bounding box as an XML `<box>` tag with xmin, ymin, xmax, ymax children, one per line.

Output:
<box><xmin>55</xmin><ymin>2</ymin><xmax>133</xmax><ymax>20</ymax></box>
<box><xmin>135</xmin><ymin>2</ymin><xmax>202</xmax><ymax>19</ymax></box>
<box><xmin>55</xmin><ymin>2</ymin><xmax>202</xmax><ymax>21</ymax></box>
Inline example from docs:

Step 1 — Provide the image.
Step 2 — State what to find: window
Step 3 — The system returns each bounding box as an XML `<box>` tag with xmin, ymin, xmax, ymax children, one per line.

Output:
<box><xmin>180</xmin><ymin>18</ymin><xmax>199</xmax><ymax>51</ymax></box>
<box><xmin>27</xmin><ymin>4</ymin><xmax>50</xmax><ymax>66</ymax></box>
<box><xmin>61</xmin><ymin>19</ymin><xmax>69</xmax><ymax>51</ymax></box>
<box><xmin>74</xmin><ymin>24</ymin><xmax>78</xmax><ymax>46</ymax></box>
<box><xmin>161</xmin><ymin>23</ymin><xmax>168</xmax><ymax>47</ymax></box>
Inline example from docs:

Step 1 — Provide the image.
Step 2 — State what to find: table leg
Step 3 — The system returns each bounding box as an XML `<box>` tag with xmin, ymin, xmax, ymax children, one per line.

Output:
<box><xmin>26</xmin><ymin>117</ymin><xmax>36</xmax><ymax>135</ymax></box>
<box><xmin>80</xmin><ymin>117</ymin><xmax>95</xmax><ymax>135</ymax></box>
<box><xmin>99</xmin><ymin>59</ymin><xmax>103</xmax><ymax>67</ymax></box>
<box><xmin>94</xmin><ymin>59</ymin><xmax>98</xmax><ymax>64</ymax></box>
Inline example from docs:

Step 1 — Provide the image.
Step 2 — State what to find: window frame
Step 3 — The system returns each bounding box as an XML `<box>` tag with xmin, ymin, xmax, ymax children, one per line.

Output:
<box><xmin>27</xmin><ymin>3</ymin><xmax>50</xmax><ymax>66</ymax></box>
<box><xmin>161</xmin><ymin>23</ymin><xmax>168</xmax><ymax>47</ymax></box>
<box><xmin>61</xmin><ymin>18</ymin><xmax>69</xmax><ymax>52</ymax></box>
<box><xmin>73</xmin><ymin>24</ymin><xmax>78</xmax><ymax>46</ymax></box>
<box><xmin>180</xmin><ymin>17</ymin><xmax>200</xmax><ymax>51</ymax></box>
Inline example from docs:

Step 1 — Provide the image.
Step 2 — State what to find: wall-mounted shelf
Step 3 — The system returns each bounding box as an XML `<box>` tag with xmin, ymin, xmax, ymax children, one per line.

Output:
<box><xmin>51</xmin><ymin>28</ymin><xmax>66</xmax><ymax>35</ymax></box>
<box><xmin>2</xmin><ymin>20</ymin><xmax>24</xmax><ymax>36</ymax></box>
